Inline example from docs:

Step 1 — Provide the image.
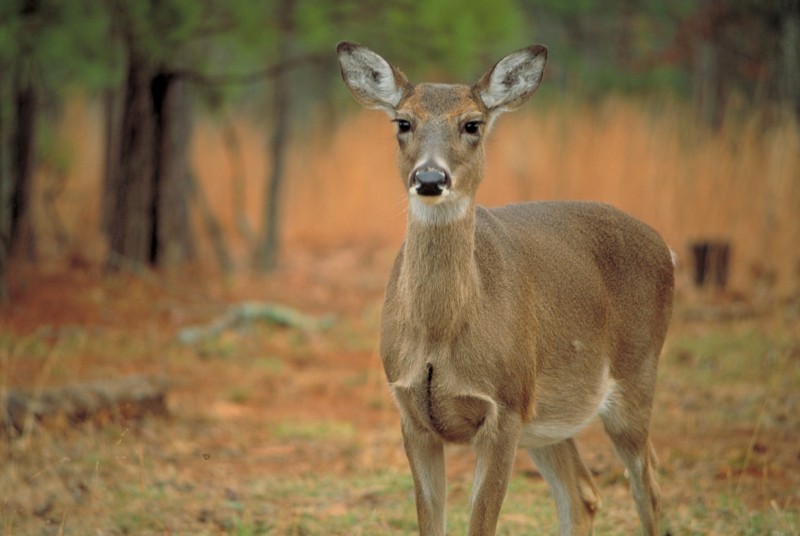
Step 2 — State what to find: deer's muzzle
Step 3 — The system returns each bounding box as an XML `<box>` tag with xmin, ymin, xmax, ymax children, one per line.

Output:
<box><xmin>411</xmin><ymin>166</ymin><xmax>451</xmax><ymax>197</ymax></box>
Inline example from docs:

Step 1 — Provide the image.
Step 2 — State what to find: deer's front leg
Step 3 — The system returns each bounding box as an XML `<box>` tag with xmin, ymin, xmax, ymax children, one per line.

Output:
<box><xmin>468</xmin><ymin>413</ymin><xmax>522</xmax><ymax>536</ymax></box>
<box><xmin>402</xmin><ymin>418</ymin><xmax>446</xmax><ymax>536</ymax></box>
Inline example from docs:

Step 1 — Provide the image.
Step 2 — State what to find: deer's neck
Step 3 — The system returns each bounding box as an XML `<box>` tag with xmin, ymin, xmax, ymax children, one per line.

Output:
<box><xmin>399</xmin><ymin>201</ymin><xmax>480</xmax><ymax>340</ymax></box>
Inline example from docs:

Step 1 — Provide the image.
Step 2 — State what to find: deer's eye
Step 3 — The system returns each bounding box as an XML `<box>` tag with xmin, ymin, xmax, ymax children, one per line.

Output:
<box><xmin>463</xmin><ymin>121</ymin><xmax>482</xmax><ymax>135</ymax></box>
<box><xmin>393</xmin><ymin>119</ymin><xmax>412</xmax><ymax>134</ymax></box>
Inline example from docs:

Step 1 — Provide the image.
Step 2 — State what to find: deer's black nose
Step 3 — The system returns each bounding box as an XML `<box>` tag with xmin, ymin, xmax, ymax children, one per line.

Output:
<box><xmin>412</xmin><ymin>167</ymin><xmax>451</xmax><ymax>196</ymax></box>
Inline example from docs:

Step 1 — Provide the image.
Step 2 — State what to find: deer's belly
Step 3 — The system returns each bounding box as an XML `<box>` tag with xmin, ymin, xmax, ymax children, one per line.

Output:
<box><xmin>518</xmin><ymin>370</ymin><xmax>618</xmax><ymax>448</ymax></box>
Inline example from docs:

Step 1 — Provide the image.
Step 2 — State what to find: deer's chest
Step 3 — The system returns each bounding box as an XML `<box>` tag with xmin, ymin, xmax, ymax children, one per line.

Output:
<box><xmin>384</xmin><ymin>340</ymin><xmax>501</xmax><ymax>444</ymax></box>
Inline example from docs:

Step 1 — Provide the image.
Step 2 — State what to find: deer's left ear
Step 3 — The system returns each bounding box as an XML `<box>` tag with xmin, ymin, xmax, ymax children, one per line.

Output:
<box><xmin>475</xmin><ymin>45</ymin><xmax>547</xmax><ymax>113</ymax></box>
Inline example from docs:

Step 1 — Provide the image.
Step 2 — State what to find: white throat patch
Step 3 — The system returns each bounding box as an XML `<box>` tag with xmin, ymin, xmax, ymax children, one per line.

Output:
<box><xmin>408</xmin><ymin>195</ymin><xmax>470</xmax><ymax>225</ymax></box>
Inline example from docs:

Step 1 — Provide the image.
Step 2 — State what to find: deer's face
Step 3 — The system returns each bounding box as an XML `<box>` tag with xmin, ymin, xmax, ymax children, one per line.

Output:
<box><xmin>337</xmin><ymin>41</ymin><xmax>546</xmax><ymax>222</ymax></box>
<box><xmin>394</xmin><ymin>84</ymin><xmax>488</xmax><ymax>216</ymax></box>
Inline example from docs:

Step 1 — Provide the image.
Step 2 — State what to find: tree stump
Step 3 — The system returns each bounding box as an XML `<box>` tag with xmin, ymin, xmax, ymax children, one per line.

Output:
<box><xmin>690</xmin><ymin>240</ymin><xmax>731</xmax><ymax>289</ymax></box>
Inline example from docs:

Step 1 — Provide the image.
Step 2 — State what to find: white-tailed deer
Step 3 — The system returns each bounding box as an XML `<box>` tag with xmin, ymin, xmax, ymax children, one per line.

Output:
<box><xmin>337</xmin><ymin>41</ymin><xmax>674</xmax><ymax>536</ymax></box>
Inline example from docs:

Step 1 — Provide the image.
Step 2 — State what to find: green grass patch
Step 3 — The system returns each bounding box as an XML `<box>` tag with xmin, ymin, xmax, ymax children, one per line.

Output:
<box><xmin>255</xmin><ymin>356</ymin><xmax>285</xmax><ymax>374</ymax></box>
<box><xmin>272</xmin><ymin>420</ymin><xmax>358</xmax><ymax>442</ymax></box>
<box><xmin>666</xmin><ymin>493</ymin><xmax>800</xmax><ymax>536</ymax></box>
<box><xmin>666</xmin><ymin>327</ymin><xmax>799</xmax><ymax>386</ymax></box>
<box><xmin>227</xmin><ymin>386</ymin><xmax>254</xmax><ymax>404</ymax></box>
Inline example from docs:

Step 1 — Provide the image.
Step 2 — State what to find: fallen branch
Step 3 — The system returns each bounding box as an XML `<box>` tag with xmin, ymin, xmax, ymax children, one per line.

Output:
<box><xmin>177</xmin><ymin>301</ymin><xmax>334</xmax><ymax>345</ymax></box>
<box><xmin>2</xmin><ymin>375</ymin><xmax>169</xmax><ymax>437</ymax></box>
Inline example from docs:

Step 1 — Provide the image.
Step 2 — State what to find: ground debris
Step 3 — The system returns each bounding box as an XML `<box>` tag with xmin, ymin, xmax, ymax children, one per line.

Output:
<box><xmin>176</xmin><ymin>301</ymin><xmax>334</xmax><ymax>345</ymax></box>
<box><xmin>2</xmin><ymin>374</ymin><xmax>169</xmax><ymax>437</ymax></box>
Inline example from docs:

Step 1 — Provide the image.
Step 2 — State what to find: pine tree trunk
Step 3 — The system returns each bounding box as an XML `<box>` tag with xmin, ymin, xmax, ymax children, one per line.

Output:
<box><xmin>0</xmin><ymin>75</ymin><xmax>11</xmax><ymax>302</ymax></box>
<box><xmin>107</xmin><ymin>51</ymin><xmax>156</xmax><ymax>269</ymax></box>
<box><xmin>693</xmin><ymin>39</ymin><xmax>723</xmax><ymax>128</ymax></box>
<box><xmin>10</xmin><ymin>68</ymin><xmax>37</xmax><ymax>260</ymax></box>
<box><xmin>105</xmin><ymin>52</ymin><xmax>194</xmax><ymax>270</ymax></box>
<box><xmin>152</xmin><ymin>73</ymin><xmax>193</xmax><ymax>266</ymax></box>
<box><xmin>255</xmin><ymin>0</ymin><xmax>294</xmax><ymax>272</ymax></box>
<box><xmin>782</xmin><ymin>0</ymin><xmax>800</xmax><ymax>120</ymax></box>
<box><xmin>255</xmin><ymin>69</ymin><xmax>290</xmax><ymax>272</ymax></box>
<box><xmin>101</xmin><ymin>87</ymin><xmax>122</xmax><ymax>238</ymax></box>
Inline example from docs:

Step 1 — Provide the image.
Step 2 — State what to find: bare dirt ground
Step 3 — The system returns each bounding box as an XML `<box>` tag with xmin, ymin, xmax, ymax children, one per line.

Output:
<box><xmin>2</xmin><ymin>248</ymin><xmax>799</xmax><ymax>535</ymax></box>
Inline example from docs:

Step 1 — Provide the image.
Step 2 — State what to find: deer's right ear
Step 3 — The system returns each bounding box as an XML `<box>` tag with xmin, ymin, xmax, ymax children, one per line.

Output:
<box><xmin>337</xmin><ymin>42</ymin><xmax>409</xmax><ymax>112</ymax></box>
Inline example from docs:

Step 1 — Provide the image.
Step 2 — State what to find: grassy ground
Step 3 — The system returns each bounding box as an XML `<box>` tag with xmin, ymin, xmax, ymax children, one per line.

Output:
<box><xmin>2</xmin><ymin>251</ymin><xmax>799</xmax><ymax>535</ymax></box>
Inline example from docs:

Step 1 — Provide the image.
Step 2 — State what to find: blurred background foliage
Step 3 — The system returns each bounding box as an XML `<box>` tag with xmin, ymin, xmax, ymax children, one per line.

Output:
<box><xmin>0</xmin><ymin>0</ymin><xmax>798</xmax><ymax>297</ymax></box>
<box><xmin>1</xmin><ymin>0</ymin><xmax>795</xmax><ymax>123</ymax></box>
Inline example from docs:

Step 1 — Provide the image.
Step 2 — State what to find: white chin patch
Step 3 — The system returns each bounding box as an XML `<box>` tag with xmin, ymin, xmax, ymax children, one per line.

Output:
<box><xmin>409</xmin><ymin>194</ymin><xmax>469</xmax><ymax>225</ymax></box>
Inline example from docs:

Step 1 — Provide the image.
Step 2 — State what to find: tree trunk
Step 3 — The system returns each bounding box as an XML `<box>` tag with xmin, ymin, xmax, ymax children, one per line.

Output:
<box><xmin>105</xmin><ymin>46</ymin><xmax>195</xmax><ymax>270</ymax></box>
<box><xmin>255</xmin><ymin>73</ymin><xmax>290</xmax><ymax>271</ymax></box>
<box><xmin>0</xmin><ymin>74</ymin><xmax>11</xmax><ymax>303</ymax></box>
<box><xmin>690</xmin><ymin>0</ymin><xmax>725</xmax><ymax>129</ymax></box>
<box><xmin>10</xmin><ymin>67</ymin><xmax>38</xmax><ymax>260</ymax></box>
<box><xmin>782</xmin><ymin>0</ymin><xmax>800</xmax><ymax>120</ymax></box>
<box><xmin>255</xmin><ymin>0</ymin><xmax>294</xmax><ymax>272</ymax></box>
<box><xmin>107</xmin><ymin>51</ymin><xmax>156</xmax><ymax>269</ymax></box>
<box><xmin>101</xmin><ymin>86</ymin><xmax>122</xmax><ymax>237</ymax></box>
<box><xmin>693</xmin><ymin>38</ymin><xmax>724</xmax><ymax>128</ymax></box>
<box><xmin>151</xmin><ymin>73</ymin><xmax>193</xmax><ymax>266</ymax></box>
<box><xmin>189</xmin><ymin>170</ymin><xmax>232</xmax><ymax>272</ymax></box>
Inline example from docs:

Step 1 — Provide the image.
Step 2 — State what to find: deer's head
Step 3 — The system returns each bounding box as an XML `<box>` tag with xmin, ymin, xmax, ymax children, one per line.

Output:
<box><xmin>337</xmin><ymin>42</ymin><xmax>547</xmax><ymax>223</ymax></box>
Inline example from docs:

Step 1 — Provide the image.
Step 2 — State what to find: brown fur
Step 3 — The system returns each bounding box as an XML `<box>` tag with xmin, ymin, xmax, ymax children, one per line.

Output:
<box><xmin>338</xmin><ymin>41</ymin><xmax>674</xmax><ymax>536</ymax></box>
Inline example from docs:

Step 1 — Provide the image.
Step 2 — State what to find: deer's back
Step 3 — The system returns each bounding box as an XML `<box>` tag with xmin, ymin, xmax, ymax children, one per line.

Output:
<box><xmin>480</xmin><ymin>200</ymin><xmax>673</xmax><ymax>294</ymax></box>
<box><xmin>476</xmin><ymin>200</ymin><xmax>674</xmax><ymax>377</ymax></box>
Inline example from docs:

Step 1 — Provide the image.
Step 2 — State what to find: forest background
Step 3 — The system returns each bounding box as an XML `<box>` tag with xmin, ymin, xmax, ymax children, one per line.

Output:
<box><xmin>1</xmin><ymin>0</ymin><xmax>798</xmax><ymax>298</ymax></box>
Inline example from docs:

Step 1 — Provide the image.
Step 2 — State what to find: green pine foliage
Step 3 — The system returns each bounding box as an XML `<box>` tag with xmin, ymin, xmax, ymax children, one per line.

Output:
<box><xmin>1</xmin><ymin>1</ymin><xmax>794</xmax><ymax>110</ymax></box>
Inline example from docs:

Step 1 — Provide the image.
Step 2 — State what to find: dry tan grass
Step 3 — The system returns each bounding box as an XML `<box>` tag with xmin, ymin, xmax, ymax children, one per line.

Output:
<box><xmin>199</xmin><ymin>97</ymin><xmax>800</xmax><ymax>297</ymax></box>
<box><xmin>34</xmin><ymin>94</ymin><xmax>800</xmax><ymax>299</ymax></box>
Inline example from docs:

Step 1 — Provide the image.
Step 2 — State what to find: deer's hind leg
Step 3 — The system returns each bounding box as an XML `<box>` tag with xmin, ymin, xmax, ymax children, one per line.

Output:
<box><xmin>599</xmin><ymin>377</ymin><xmax>662</xmax><ymax>536</ymax></box>
<box><xmin>528</xmin><ymin>438</ymin><xmax>600</xmax><ymax>536</ymax></box>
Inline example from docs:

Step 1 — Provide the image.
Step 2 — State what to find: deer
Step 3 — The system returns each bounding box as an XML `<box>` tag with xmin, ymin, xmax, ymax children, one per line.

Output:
<box><xmin>336</xmin><ymin>41</ymin><xmax>674</xmax><ymax>536</ymax></box>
